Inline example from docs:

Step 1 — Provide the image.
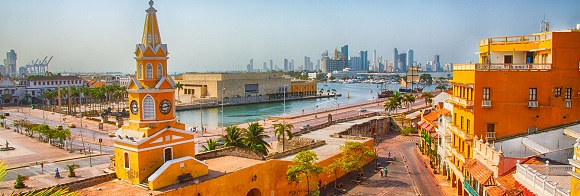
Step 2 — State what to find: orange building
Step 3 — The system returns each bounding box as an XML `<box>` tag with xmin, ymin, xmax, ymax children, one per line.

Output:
<box><xmin>446</xmin><ymin>27</ymin><xmax>580</xmax><ymax>195</ymax></box>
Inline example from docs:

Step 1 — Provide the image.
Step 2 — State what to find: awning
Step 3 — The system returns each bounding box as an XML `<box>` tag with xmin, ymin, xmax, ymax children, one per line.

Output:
<box><xmin>432</xmin><ymin>133</ymin><xmax>439</xmax><ymax>139</ymax></box>
<box><xmin>421</xmin><ymin>123</ymin><xmax>430</xmax><ymax>130</ymax></box>
<box><xmin>417</xmin><ymin>120</ymin><xmax>426</xmax><ymax>126</ymax></box>
<box><xmin>426</xmin><ymin>125</ymin><xmax>435</xmax><ymax>132</ymax></box>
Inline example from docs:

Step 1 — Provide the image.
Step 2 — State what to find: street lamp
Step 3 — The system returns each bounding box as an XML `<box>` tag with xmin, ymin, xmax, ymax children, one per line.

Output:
<box><xmin>88</xmin><ymin>144</ymin><xmax>92</xmax><ymax>167</ymax></box>
<box><xmin>221</xmin><ymin>88</ymin><xmax>226</xmax><ymax>135</ymax></box>
<box><xmin>283</xmin><ymin>84</ymin><xmax>288</xmax><ymax>126</ymax></box>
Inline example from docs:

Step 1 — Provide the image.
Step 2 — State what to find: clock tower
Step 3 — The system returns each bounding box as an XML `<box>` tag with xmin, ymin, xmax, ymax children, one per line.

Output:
<box><xmin>113</xmin><ymin>1</ymin><xmax>207</xmax><ymax>189</ymax></box>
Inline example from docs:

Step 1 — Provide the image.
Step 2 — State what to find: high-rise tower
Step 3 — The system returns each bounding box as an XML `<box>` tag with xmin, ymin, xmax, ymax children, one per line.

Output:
<box><xmin>407</xmin><ymin>49</ymin><xmax>414</xmax><ymax>70</ymax></box>
<box><xmin>114</xmin><ymin>0</ymin><xmax>207</xmax><ymax>190</ymax></box>
<box><xmin>393</xmin><ymin>48</ymin><xmax>399</xmax><ymax>72</ymax></box>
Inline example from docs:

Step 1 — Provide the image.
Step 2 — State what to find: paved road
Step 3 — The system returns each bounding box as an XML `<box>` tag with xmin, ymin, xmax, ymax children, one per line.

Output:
<box><xmin>4</xmin><ymin>111</ymin><xmax>114</xmax><ymax>154</ymax></box>
<box><xmin>3</xmin><ymin>155</ymin><xmax>110</xmax><ymax>181</ymax></box>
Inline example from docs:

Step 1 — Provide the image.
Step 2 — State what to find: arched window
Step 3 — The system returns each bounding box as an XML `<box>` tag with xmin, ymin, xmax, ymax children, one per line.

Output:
<box><xmin>157</xmin><ymin>63</ymin><xmax>163</xmax><ymax>78</ymax></box>
<box><xmin>124</xmin><ymin>152</ymin><xmax>130</xmax><ymax>169</ymax></box>
<box><xmin>164</xmin><ymin>148</ymin><xmax>173</xmax><ymax>162</ymax></box>
<box><xmin>138</xmin><ymin>64</ymin><xmax>142</xmax><ymax>79</ymax></box>
<box><xmin>146</xmin><ymin>63</ymin><xmax>153</xmax><ymax>79</ymax></box>
<box><xmin>143</xmin><ymin>95</ymin><xmax>155</xmax><ymax>120</ymax></box>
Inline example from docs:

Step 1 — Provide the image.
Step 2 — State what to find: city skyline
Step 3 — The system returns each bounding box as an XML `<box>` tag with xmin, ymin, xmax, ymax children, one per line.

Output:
<box><xmin>1</xmin><ymin>0</ymin><xmax>579</xmax><ymax>74</ymax></box>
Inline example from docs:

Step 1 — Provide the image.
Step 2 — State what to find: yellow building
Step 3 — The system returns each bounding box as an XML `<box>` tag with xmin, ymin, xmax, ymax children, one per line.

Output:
<box><xmin>289</xmin><ymin>80</ymin><xmax>317</xmax><ymax>97</ymax></box>
<box><xmin>447</xmin><ymin>28</ymin><xmax>580</xmax><ymax>196</ymax></box>
<box><xmin>571</xmin><ymin>139</ymin><xmax>580</xmax><ymax>196</ymax></box>
<box><xmin>113</xmin><ymin>0</ymin><xmax>207</xmax><ymax>190</ymax></box>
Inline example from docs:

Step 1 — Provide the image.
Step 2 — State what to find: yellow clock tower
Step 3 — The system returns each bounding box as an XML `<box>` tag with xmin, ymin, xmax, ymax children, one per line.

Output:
<box><xmin>113</xmin><ymin>0</ymin><xmax>208</xmax><ymax>190</ymax></box>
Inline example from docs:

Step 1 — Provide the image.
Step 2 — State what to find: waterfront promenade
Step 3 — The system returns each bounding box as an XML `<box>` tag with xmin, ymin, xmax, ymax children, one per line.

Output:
<box><xmin>0</xmin><ymin>92</ymin><xmax>443</xmax><ymax>195</ymax></box>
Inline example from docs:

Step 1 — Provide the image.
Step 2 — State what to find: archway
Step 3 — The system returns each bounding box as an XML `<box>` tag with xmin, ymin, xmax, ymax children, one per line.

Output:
<box><xmin>246</xmin><ymin>188</ymin><xmax>262</xmax><ymax>196</ymax></box>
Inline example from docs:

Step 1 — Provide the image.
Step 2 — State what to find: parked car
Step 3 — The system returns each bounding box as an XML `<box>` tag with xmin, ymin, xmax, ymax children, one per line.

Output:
<box><xmin>301</xmin><ymin>124</ymin><xmax>310</xmax><ymax>129</ymax></box>
<box><xmin>108</xmin><ymin>133</ymin><xmax>116</xmax><ymax>137</ymax></box>
<box><xmin>3</xmin><ymin>112</ymin><xmax>9</xmax><ymax>116</ymax></box>
<box><xmin>216</xmin><ymin>139</ymin><xmax>225</xmax><ymax>146</ymax></box>
<box><xmin>68</xmin><ymin>123</ymin><xmax>76</xmax><ymax>128</ymax></box>
<box><xmin>359</xmin><ymin>107</ymin><xmax>367</xmax><ymax>112</ymax></box>
<box><xmin>55</xmin><ymin>125</ymin><xmax>63</xmax><ymax>130</ymax></box>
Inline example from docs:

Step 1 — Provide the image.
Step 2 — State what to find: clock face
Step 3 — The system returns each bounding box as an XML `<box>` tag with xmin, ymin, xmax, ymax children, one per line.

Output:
<box><xmin>159</xmin><ymin>99</ymin><xmax>171</xmax><ymax>115</ymax></box>
<box><xmin>130</xmin><ymin>100</ymin><xmax>139</xmax><ymax>115</ymax></box>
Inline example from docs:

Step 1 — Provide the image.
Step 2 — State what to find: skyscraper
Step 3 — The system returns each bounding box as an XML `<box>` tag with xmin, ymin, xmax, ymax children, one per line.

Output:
<box><xmin>434</xmin><ymin>54</ymin><xmax>440</xmax><ymax>72</ymax></box>
<box><xmin>304</xmin><ymin>56</ymin><xmax>311</xmax><ymax>71</ymax></box>
<box><xmin>3</xmin><ymin>50</ymin><xmax>17</xmax><ymax>77</ymax></box>
<box><xmin>270</xmin><ymin>60</ymin><xmax>273</xmax><ymax>71</ymax></box>
<box><xmin>359</xmin><ymin>50</ymin><xmax>368</xmax><ymax>71</ymax></box>
<box><xmin>290</xmin><ymin>59</ymin><xmax>295</xmax><ymax>71</ymax></box>
<box><xmin>398</xmin><ymin>53</ymin><xmax>407</xmax><ymax>73</ymax></box>
<box><xmin>341</xmin><ymin>45</ymin><xmax>348</xmax><ymax>61</ymax></box>
<box><xmin>407</xmin><ymin>49</ymin><xmax>414</xmax><ymax>70</ymax></box>
<box><xmin>283</xmin><ymin>59</ymin><xmax>288</xmax><ymax>71</ymax></box>
<box><xmin>393</xmin><ymin>48</ymin><xmax>399</xmax><ymax>72</ymax></box>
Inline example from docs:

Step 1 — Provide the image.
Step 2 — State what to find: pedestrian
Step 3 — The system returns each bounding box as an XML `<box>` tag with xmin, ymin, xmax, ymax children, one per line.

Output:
<box><xmin>41</xmin><ymin>162</ymin><xmax>44</xmax><ymax>172</ymax></box>
<box><xmin>388</xmin><ymin>151</ymin><xmax>391</xmax><ymax>158</ymax></box>
<box><xmin>384</xmin><ymin>167</ymin><xmax>388</xmax><ymax>177</ymax></box>
<box><xmin>55</xmin><ymin>168</ymin><xmax>60</xmax><ymax>178</ymax></box>
<box><xmin>380</xmin><ymin>168</ymin><xmax>384</xmax><ymax>177</ymax></box>
<box><xmin>302</xmin><ymin>109</ymin><xmax>304</xmax><ymax>114</ymax></box>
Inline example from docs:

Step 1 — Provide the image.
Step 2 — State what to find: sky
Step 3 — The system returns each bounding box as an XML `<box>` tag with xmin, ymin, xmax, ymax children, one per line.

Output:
<box><xmin>1</xmin><ymin>0</ymin><xmax>579</xmax><ymax>74</ymax></box>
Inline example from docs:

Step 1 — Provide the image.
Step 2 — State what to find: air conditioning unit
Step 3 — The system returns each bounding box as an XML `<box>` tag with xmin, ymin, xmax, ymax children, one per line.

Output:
<box><xmin>528</xmin><ymin>127</ymin><xmax>538</xmax><ymax>134</ymax></box>
<box><xmin>482</xmin><ymin>100</ymin><xmax>492</xmax><ymax>107</ymax></box>
<box><xmin>565</xmin><ymin>101</ymin><xmax>572</xmax><ymax>108</ymax></box>
<box><xmin>528</xmin><ymin>101</ymin><xmax>538</xmax><ymax>108</ymax></box>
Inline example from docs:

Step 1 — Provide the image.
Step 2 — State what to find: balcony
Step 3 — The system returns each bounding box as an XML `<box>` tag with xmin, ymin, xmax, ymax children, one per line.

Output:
<box><xmin>447</xmin><ymin>95</ymin><xmax>473</xmax><ymax>108</ymax></box>
<box><xmin>513</xmin><ymin>164</ymin><xmax>571</xmax><ymax>196</ymax></box>
<box><xmin>463</xmin><ymin>181</ymin><xmax>479</xmax><ymax>196</ymax></box>
<box><xmin>447</xmin><ymin>125</ymin><xmax>473</xmax><ymax>141</ymax></box>
<box><xmin>448</xmin><ymin>144</ymin><xmax>466</xmax><ymax>163</ymax></box>
<box><xmin>479</xmin><ymin>33</ymin><xmax>552</xmax><ymax>46</ymax></box>
<box><xmin>453</xmin><ymin>63</ymin><xmax>552</xmax><ymax>71</ymax></box>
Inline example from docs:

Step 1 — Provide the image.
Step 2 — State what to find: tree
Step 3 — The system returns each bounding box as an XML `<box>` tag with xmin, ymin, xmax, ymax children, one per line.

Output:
<box><xmin>20</xmin><ymin>187</ymin><xmax>76</xmax><ymax>196</ymax></box>
<box><xmin>0</xmin><ymin>160</ymin><xmax>6</xmax><ymax>183</ymax></box>
<box><xmin>14</xmin><ymin>174</ymin><xmax>28</xmax><ymax>189</ymax></box>
<box><xmin>286</xmin><ymin>150</ymin><xmax>323</xmax><ymax>195</ymax></box>
<box><xmin>67</xmin><ymin>164</ymin><xmax>80</xmax><ymax>178</ymax></box>
<box><xmin>383</xmin><ymin>100</ymin><xmax>396</xmax><ymax>114</ymax></box>
<box><xmin>403</xmin><ymin>93</ymin><xmax>416</xmax><ymax>111</ymax></box>
<box><xmin>175</xmin><ymin>82</ymin><xmax>184</xmax><ymax>102</ymax></box>
<box><xmin>421</xmin><ymin>92</ymin><xmax>435</xmax><ymax>106</ymax></box>
<box><xmin>222</xmin><ymin>125</ymin><xmax>245</xmax><ymax>148</ymax></box>
<box><xmin>43</xmin><ymin>90</ymin><xmax>57</xmax><ymax>106</ymax></box>
<box><xmin>243</xmin><ymin>122</ymin><xmax>270</xmax><ymax>155</ymax></box>
<box><xmin>273</xmin><ymin>123</ymin><xmax>294</xmax><ymax>151</ymax></box>
<box><xmin>436</xmin><ymin>84</ymin><xmax>446</xmax><ymax>92</ymax></box>
<box><xmin>338</xmin><ymin>142</ymin><xmax>376</xmax><ymax>177</ymax></box>
<box><xmin>202</xmin><ymin>139</ymin><xmax>218</xmax><ymax>152</ymax></box>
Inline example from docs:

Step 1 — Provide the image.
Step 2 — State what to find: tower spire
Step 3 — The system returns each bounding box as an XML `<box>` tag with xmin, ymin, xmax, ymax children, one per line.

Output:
<box><xmin>142</xmin><ymin>0</ymin><xmax>162</xmax><ymax>47</ymax></box>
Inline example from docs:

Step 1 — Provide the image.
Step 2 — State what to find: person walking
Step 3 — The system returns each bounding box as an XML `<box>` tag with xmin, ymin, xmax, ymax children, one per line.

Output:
<box><xmin>380</xmin><ymin>168</ymin><xmax>384</xmax><ymax>177</ymax></box>
<box><xmin>383</xmin><ymin>167</ymin><xmax>388</xmax><ymax>177</ymax></box>
<box><xmin>55</xmin><ymin>168</ymin><xmax>60</xmax><ymax>178</ymax></box>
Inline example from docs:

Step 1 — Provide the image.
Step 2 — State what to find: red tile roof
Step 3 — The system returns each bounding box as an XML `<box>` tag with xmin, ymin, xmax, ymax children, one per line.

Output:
<box><xmin>496</xmin><ymin>157</ymin><xmax>544</xmax><ymax>195</ymax></box>
<box><xmin>465</xmin><ymin>159</ymin><xmax>493</xmax><ymax>184</ymax></box>
<box><xmin>485</xmin><ymin>186</ymin><xmax>505</xmax><ymax>196</ymax></box>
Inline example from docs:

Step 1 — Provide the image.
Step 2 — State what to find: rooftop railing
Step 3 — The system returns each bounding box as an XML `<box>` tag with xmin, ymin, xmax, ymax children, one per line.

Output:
<box><xmin>514</xmin><ymin>163</ymin><xmax>571</xmax><ymax>196</ymax></box>
<box><xmin>453</xmin><ymin>63</ymin><xmax>552</xmax><ymax>71</ymax></box>
<box><xmin>479</xmin><ymin>33</ymin><xmax>552</xmax><ymax>46</ymax></box>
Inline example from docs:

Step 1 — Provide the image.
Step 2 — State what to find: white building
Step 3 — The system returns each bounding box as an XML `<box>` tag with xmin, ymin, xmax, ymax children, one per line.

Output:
<box><xmin>0</xmin><ymin>77</ymin><xmax>25</xmax><ymax>105</ymax></box>
<box><xmin>26</xmin><ymin>76</ymin><xmax>85</xmax><ymax>99</ymax></box>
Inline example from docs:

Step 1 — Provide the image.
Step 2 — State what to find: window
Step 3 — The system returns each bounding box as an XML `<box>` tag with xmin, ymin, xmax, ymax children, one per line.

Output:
<box><xmin>124</xmin><ymin>152</ymin><xmax>130</xmax><ymax>169</ymax></box>
<box><xmin>454</xmin><ymin>113</ymin><xmax>457</xmax><ymax>125</ymax></box>
<box><xmin>138</xmin><ymin>64</ymin><xmax>143</xmax><ymax>79</ymax></box>
<box><xmin>483</xmin><ymin>88</ymin><xmax>490</xmax><ymax>100</ymax></box>
<box><xmin>565</xmin><ymin>88</ymin><xmax>572</xmax><ymax>99</ymax></box>
<box><xmin>529</xmin><ymin>88</ymin><xmax>537</xmax><ymax>101</ymax></box>
<box><xmin>487</xmin><ymin>124</ymin><xmax>495</xmax><ymax>132</ymax></box>
<box><xmin>146</xmin><ymin>63</ymin><xmax>153</xmax><ymax>79</ymax></box>
<box><xmin>460</xmin><ymin>116</ymin><xmax>464</xmax><ymax>129</ymax></box>
<box><xmin>143</xmin><ymin>95</ymin><xmax>155</xmax><ymax>120</ymax></box>
<box><xmin>555</xmin><ymin>87</ymin><xmax>562</xmax><ymax>97</ymax></box>
<box><xmin>466</xmin><ymin>119</ymin><xmax>470</xmax><ymax>133</ymax></box>
<box><xmin>164</xmin><ymin>148</ymin><xmax>173</xmax><ymax>162</ymax></box>
<box><xmin>157</xmin><ymin>63</ymin><xmax>163</xmax><ymax>78</ymax></box>
<box><xmin>504</xmin><ymin>55</ymin><xmax>513</xmax><ymax>64</ymax></box>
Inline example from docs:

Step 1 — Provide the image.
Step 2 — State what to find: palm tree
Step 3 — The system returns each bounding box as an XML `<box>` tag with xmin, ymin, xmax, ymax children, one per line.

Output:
<box><xmin>43</xmin><ymin>91</ymin><xmax>57</xmax><ymax>106</ymax></box>
<box><xmin>222</xmin><ymin>125</ymin><xmax>245</xmax><ymax>148</ymax></box>
<box><xmin>382</xmin><ymin>100</ymin><xmax>396</xmax><ymax>114</ymax></box>
<box><xmin>273</xmin><ymin>123</ymin><xmax>294</xmax><ymax>151</ymax></box>
<box><xmin>80</xmin><ymin>86</ymin><xmax>90</xmax><ymax>112</ymax></box>
<box><xmin>403</xmin><ymin>93</ymin><xmax>416</xmax><ymax>111</ymax></box>
<box><xmin>202</xmin><ymin>139</ymin><xmax>218</xmax><ymax>152</ymax></box>
<box><xmin>243</xmin><ymin>122</ymin><xmax>270</xmax><ymax>155</ymax></box>
<box><xmin>436</xmin><ymin>84</ymin><xmax>446</xmax><ymax>92</ymax></box>
<box><xmin>175</xmin><ymin>82</ymin><xmax>184</xmax><ymax>102</ymax></box>
<box><xmin>421</xmin><ymin>92</ymin><xmax>434</xmax><ymax>106</ymax></box>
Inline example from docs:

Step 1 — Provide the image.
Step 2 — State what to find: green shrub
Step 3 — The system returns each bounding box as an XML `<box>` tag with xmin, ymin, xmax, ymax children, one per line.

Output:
<box><xmin>401</xmin><ymin>127</ymin><xmax>413</xmax><ymax>136</ymax></box>
<box><xmin>14</xmin><ymin>174</ymin><xmax>27</xmax><ymax>189</ymax></box>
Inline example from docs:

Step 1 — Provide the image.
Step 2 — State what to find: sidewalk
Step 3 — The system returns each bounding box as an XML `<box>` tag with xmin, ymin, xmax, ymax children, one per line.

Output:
<box><xmin>0</xmin><ymin>163</ymin><xmax>112</xmax><ymax>195</ymax></box>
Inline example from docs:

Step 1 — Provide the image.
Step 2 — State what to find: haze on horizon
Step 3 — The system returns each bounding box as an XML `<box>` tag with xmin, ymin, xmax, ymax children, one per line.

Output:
<box><xmin>0</xmin><ymin>0</ymin><xmax>579</xmax><ymax>74</ymax></box>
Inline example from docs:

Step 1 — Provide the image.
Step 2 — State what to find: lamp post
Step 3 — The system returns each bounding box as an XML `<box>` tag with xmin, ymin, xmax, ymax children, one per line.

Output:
<box><xmin>283</xmin><ymin>84</ymin><xmax>288</xmax><ymax>126</ymax></box>
<box><xmin>221</xmin><ymin>88</ymin><xmax>226</xmax><ymax>135</ymax></box>
<box><xmin>42</xmin><ymin>98</ymin><xmax>45</xmax><ymax>124</ymax></box>
<box><xmin>88</xmin><ymin>144</ymin><xmax>92</xmax><ymax>167</ymax></box>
